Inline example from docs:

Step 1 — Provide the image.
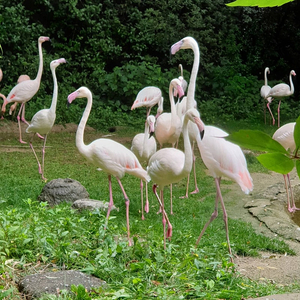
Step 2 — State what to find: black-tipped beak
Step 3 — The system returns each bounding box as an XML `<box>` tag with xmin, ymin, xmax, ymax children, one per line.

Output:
<box><xmin>149</xmin><ymin>131</ymin><xmax>154</xmax><ymax>138</ymax></box>
<box><xmin>200</xmin><ymin>130</ymin><xmax>205</xmax><ymax>140</ymax></box>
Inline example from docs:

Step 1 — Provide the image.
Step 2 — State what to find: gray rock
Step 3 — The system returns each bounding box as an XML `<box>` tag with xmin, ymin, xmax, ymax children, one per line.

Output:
<box><xmin>38</xmin><ymin>178</ymin><xmax>89</xmax><ymax>206</ymax></box>
<box><xmin>18</xmin><ymin>270</ymin><xmax>106</xmax><ymax>298</ymax></box>
<box><xmin>72</xmin><ymin>199</ymin><xmax>118</xmax><ymax>212</ymax></box>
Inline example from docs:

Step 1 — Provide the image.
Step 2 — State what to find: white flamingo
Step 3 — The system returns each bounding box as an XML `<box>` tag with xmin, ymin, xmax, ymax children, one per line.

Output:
<box><xmin>260</xmin><ymin>67</ymin><xmax>275</xmax><ymax>125</ymax></box>
<box><xmin>131</xmin><ymin>115</ymin><xmax>157</xmax><ymax>219</ymax></box>
<box><xmin>67</xmin><ymin>87</ymin><xmax>150</xmax><ymax>246</ymax></box>
<box><xmin>1</xmin><ymin>36</ymin><xmax>50</xmax><ymax>143</ymax></box>
<box><xmin>148</xmin><ymin>107</ymin><xmax>205</xmax><ymax>249</ymax></box>
<box><xmin>272</xmin><ymin>122</ymin><xmax>299</xmax><ymax>213</ymax></box>
<box><xmin>26</xmin><ymin>58</ymin><xmax>66</xmax><ymax>181</ymax></box>
<box><xmin>266</xmin><ymin>70</ymin><xmax>296</xmax><ymax>127</ymax></box>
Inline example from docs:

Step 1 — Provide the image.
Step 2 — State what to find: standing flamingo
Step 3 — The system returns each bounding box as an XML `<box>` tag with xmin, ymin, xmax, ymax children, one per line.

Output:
<box><xmin>1</xmin><ymin>36</ymin><xmax>50</xmax><ymax>143</ymax></box>
<box><xmin>272</xmin><ymin>122</ymin><xmax>299</xmax><ymax>213</ymax></box>
<box><xmin>148</xmin><ymin>107</ymin><xmax>205</xmax><ymax>249</ymax></box>
<box><xmin>171</xmin><ymin>36</ymin><xmax>201</xmax><ymax>198</ymax></box>
<box><xmin>67</xmin><ymin>87</ymin><xmax>150</xmax><ymax>246</ymax></box>
<box><xmin>131</xmin><ymin>86</ymin><xmax>164</xmax><ymax>119</ymax></box>
<box><xmin>260</xmin><ymin>67</ymin><xmax>275</xmax><ymax>125</ymax></box>
<box><xmin>26</xmin><ymin>58</ymin><xmax>66</xmax><ymax>181</ymax></box>
<box><xmin>195</xmin><ymin>125</ymin><xmax>253</xmax><ymax>262</ymax></box>
<box><xmin>131</xmin><ymin>115</ymin><xmax>157</xmax><ymax>220</ymax></box>
<box><xmin>154</xmin><ymin>78</ymin><xmax>184</xmax><ymax>214</ymax></box>
<box><xmin>266</xmin><ymin>70</ymin><xmax>296</xmax><ymax>127</ymax></box>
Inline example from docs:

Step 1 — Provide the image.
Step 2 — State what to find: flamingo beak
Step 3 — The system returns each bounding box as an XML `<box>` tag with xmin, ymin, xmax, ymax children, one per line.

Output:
<box><xmin>194</xmin><ymin>117</ymin><xmax>205</xmax><ymax>140</ymax></box>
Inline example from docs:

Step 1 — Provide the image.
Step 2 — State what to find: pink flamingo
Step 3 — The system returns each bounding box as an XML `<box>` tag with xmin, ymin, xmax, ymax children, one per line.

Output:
<box><xmin>26</xmin><ymin>58</ymin><xmax>66</xmax><ymax>181</ymax></box>
<box><xmin>131</xmin><ymin>114</ymin><xmax>157</xmax><ymax>220</ymax></box>
<box><xmin>260</xmin><ymin>67</ymin><xmax>275</xmax><ymax>125</ymax></box>
<box><xmin>171</xmin><ymin>36</ymin><xmax>201</xmax><ymax>198</ymax></box>
<box><xmin>131</xmin><ymin>86</ymin><xmax>164</xmax><ymax>119</ymax></box>
<box><xmin>67</xmin><ymin>87</ymin><xmax>150</xmax><ymax>246</ymax></box>
<box><xmin>148</xmin><ymin>107</ymin><xmax>205</xmax><ymax>249</ymax></box>
<box><xmin>154</xmin><ymin>78</ymin><xmax>184</xmax><ymax>214</ymax></box>
<box><xmin>266</xmin><ymin>70</ymin><xmax>296</xmax><ymax>127</ymax></box>
<box><xmin>1</xmin><ymin>36</ymin><xmax>50</xmax><ymax>143</ymax></box>
<box><xmin>195</xmin><ymin>125</ymin><xmax>253</xmax><ymax>262</ymax></box>
<box><xmin>272</xmin><ymin>122</ymin><xmax>299</xmax><ymax>213</ymax></box>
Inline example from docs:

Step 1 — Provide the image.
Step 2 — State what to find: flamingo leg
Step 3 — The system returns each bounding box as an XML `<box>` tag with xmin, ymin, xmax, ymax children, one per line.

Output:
<box><xmin>17</xmin><ymin>103</ymin><xmax>27</xmax><ymax>144</ymax></box>
<box><xmin>180</xmin><ymin>173</ymin><xmax>191</xmax><ymax>199</ymax></box>
<box><xmin>170</xmin><ymin>183</ymin><xmax>173</xmax><ymax>215</ymax></box>
<box><xmin>41</xmin><ymin>135</ymin><xmax>47</xmax><ymax>182</ymax></box>
<box><xmin>285</xmin><ymin>174</ymin><xmax>300</xmax><ymax>213</ymax></box>
<box><xmin>145</xmin><ymin>181</ymin><xmax>149</xmax><ymax>213</ymax></box>
<box><xmin>116</xmin><ymin>176</ymin><xmax>132</xmax><ymax>247</ymax></box>
<box><xmin>267</xmin><ymin>102</ymin><xmax>275</xmax><ymax>126</ymax></box>
<box><xmin>190</xmin><ymin>143</ymin><xmax>199</xmax><ymax>194</ymax></box>
<box><xmin>153</xmin><ymin>184</ymin><xmax>172</xmax><ymax>249</ymax></box>
<box><xmin>105</xmin><ymin>175</ymin><xmax>114</xmax><ymax>223</ymax></box>
<box><xmin>278</xmin><ymin>100</ymin><xmax>281</xmax><ymax>128</ymax></box>
<box><xmin>29</xmin><ymin>134</ymin><xmax>43</xmax><ymax>178</ymax></box>
<box><xmin>140</xmin><ymin>179</ymin><xmax>144</xmax><ymax>220</ymax></box>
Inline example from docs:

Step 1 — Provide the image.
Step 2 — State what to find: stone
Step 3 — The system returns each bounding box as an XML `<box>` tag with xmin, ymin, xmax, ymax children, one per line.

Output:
<box><xmin>18</xmin><ymin>270</ymin><xmax>106</xmax><ymax>298</ymax></box>
<box><xmin>72</xmin><ymin>199</ymin><xmax>118</xmax><ymax>212</ymax></box>
<box><xmin>38</xmin><ymin>178</ymin><xmax>89</xmax><ymax>206</ymax></box>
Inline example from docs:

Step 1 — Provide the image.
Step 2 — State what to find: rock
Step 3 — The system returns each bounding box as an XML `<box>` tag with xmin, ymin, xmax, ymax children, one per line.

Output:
<box><xmin>38</xmin><ymin>178</ymin><xmax>89</xmax><ymax>206</ymax></box>
<box><xmin>72</xmin><ymin>199</ymin><xmax>118</xmax><ymax>212</ymax></box>
<box><xmin>18</xmin><ymin>270</ymin><xmax>106</xmax><ymax>298</ymax></box>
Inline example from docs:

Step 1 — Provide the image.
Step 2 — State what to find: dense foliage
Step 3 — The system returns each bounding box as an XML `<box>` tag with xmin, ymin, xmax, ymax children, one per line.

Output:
<box><xmin>0</xmin><ymin>0</ymin><xmax>300</xmax><ymax>130</ymax></box>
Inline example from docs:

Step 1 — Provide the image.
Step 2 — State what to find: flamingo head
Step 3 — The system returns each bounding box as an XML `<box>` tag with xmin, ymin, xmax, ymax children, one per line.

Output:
<box><xmin>50</xmin><ymin>58</ymin><xmax>67</xmax><ymax>71</ymax></box>
<box><xmin>67</xmin><ymin>86</ymin><xmax>91</xmax><ymax>107</ymax></box>
<box><xmin>185</xmin><ymin>108</ymin><xmax>205</xmax><ymax>140</ymax></box>
<box><xmin>147</xmin><ymin>115</ymin><xmax>156</xmax><ymax>138</ymax></box>
<box><xmin>291</xmin><ymin>70</ymin><xmax>296</xmax><ymax>76</ymax></box>
<box><xmin>170</xmin><ymin>36</ymin><xmax>196</xmax><ymax>54</ymax></box>
<box><xmin>38</xmin><ymin>36</ymin><xmax>51</xmax><ymax>43</ymax></box>
<box><xmin>155</xmin><ymin>97</ymin><xmax>164</xmax><ymax>119</ymax></box>
<box><xmin>170</xmin><ymin>78</ymin><xmax>185</xmax><ymax>99</ymax></box>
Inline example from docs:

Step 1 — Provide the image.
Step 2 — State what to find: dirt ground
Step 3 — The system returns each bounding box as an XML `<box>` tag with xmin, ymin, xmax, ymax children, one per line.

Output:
<box><xmin>2</xmin><ymin>120</ymin><xmax>300</xmax><ymax>290</ymax></box>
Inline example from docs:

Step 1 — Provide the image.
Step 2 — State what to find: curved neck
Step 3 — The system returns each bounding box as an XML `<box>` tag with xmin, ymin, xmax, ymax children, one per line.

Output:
<box><xmin>186</xmin><ymin>40</ymin><xmax>200</xmax><ymax>110</ymax></box>
<box><xmin>35</xmin><ymin>41</ymin><xmax>44</xmax><ymax>82</ymax></box>
<box><xmin>264</xmin><ymin>69</ymin><xmax>268</xmax><ymax>86</ymax></box>
<box><xmin>169</xmin><ymin>84</ymin><xmax>177</xmax><ymax>117</ymax></box>
<box><xmin>182</xmin><ymin>117</ymin><xmax>193</xmax><ymax>175</ymax></box>
<box><xmin>142</xmin><ymin>120</ymin><xmax>150</xmax><ymax>157</ymax></box>
<box><xmin>289</xmin><ymin>73</ymin><xmax>294</xmax><ymax>93</ymax></box>
<box><xmin>49</xmin><ymin>67</ymin><xmax>58</xmax><ymax>113</ymax></box>
<box><xmin>76</xmin><ymin>93</ymin><xmax>92</xmax><ymax>154</ymax></box>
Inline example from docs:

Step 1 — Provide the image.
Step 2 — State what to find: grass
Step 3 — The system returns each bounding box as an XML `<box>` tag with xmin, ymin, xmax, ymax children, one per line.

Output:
<box><xmin>0</xmin><ymin>119</ymin><xmax>300</xmax><ymax>299</ymax></box>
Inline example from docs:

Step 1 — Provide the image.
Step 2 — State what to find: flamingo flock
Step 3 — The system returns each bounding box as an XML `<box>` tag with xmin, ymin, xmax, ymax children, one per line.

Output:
<box><xmin>5</xmin><ymin>34</ymin><xmax>300</xmax><ymax>261</ymax></box>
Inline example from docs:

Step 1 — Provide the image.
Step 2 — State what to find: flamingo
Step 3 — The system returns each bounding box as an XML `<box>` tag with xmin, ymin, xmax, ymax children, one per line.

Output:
<box><xmin>131</xmin><ymin>114</ymin><xmax>157</xmax><ymax>220</ymax></box>
<box><xmin>67</xmin><ymin>86</ymin><xmax>150</xmax><ymax>246</ymax></box>
<box><xmin>178</xmin><ymin>64</ymin><xmax>188</xmax><ymax>93</ymax></box>
<box><xmin>131</xmin><ymin>86</ymin><xmax>164</xmax><ymax>119</ymax></box>
<box><xmin>272</xmin><ymin>122</ymin><xmax>299</xmax><ymax>213</ymax></box>
<box><xmin>154</xmin><ymin>78</ymin><xmax>184</xmax><ymax>214</ymax></box>
<box><xmin>148</xmin><ymin>107</ymin><xmax>205</xmax><ymax>249</ymax></box>
<box><xmin>26</xmin><ymin>58</ymin><xmax>66</xmax><ymax>181</ymax></box>
<box><xmin>266</xmin><ymin>70</ymin><xmax>296</xmax><ymax>127</ymax></box>
<box><xmin>260</xmin><ymin>67</ymin><xmax>275</xmax><ymax>125</ymax></box>
<box><xmin>0</xmin><ymin>94</ymin><xmax>6</xmax><ymax>120</ymax></box>
<box><xmin>171</xmin><ymin>36</ymin><xmax>201</xmax><ymax>198</ymax></box>
<box><xmin>195</xmin><ymin>125</ymin><xmax>253</xmax><ymax>262</ymax></box>
<box><xmin>1</xmin><ymin>36</ymin><xmax>50</xmax><ymax>143</ymax></box>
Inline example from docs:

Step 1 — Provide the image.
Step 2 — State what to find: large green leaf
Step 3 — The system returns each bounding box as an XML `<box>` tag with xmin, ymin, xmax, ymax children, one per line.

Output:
<box><xmin>226</xmin><ymin>130</ymin><xmax>288</xmax><ymax>154</ymax></box>
<box><xmin>226</xmin><ymin>0</ymin><xmax>294</xmax><ymax>7</ymax></box>
<box><xmin>294</xmin><ymin>115</ymin><xmax>300</xmax><ymax>150</ymax></box>
<box><xmin>257</xmin><ymin>153</ymin><xmax>294</xmax><ymax>174</ymax></box>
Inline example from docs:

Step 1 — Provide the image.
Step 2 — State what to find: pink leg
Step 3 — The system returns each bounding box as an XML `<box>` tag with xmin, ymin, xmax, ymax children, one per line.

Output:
<box><xmin>106</xmin><ymin>175</ymin><xmax>114</xmax><ymax>223</ymax></box>
<box><xmin>285</xmin><ymin>174</ymin><xmax>300</xmax><ymax>213</ymax></box>
<box><xmin>180</xmin><ymin>173</ymin><xmax>190</xmax><ymax>199</ymax></box>
<box><xmin>277</xmin><ymin>100</ymin><xmax>281</xmax><ymax>128</ymax></box>
<box><xmin>41</xmin><ymin>135</ymin><xmax>47</xmax><ymax>182</ymax></box>
<box><xmin>29</xmin><ymin>135</ymin><xmax>43</xmax><ymax>178</ymax></box>
<box><xmin>116</xmin><ymin>176</ymin><xmax>132</xmax><ymax>247</ymax></box>
<box><xmin>140</xmin><ymin>179</ymin><xmax>144</xmax><ymax>220</ymax></box>
<box><xmin>267</xmin><ymin>102</ymin><xmax>275</xmax><ymax>126</ymax></box>
<box><xmin>190</xmin><ymin>144</ymin><xmax>199</xmax><ymax>195</ymax></box>
<box><xmin>17</xmin><ymin>103</ymin><xmax>27</xmax><ymax>144</ymax></box>
<box><xmin>145</xmin><ymin>181</ymin><xmax>149</xmax><ymax>213</ymax></box>
<box><xmin>153</xmin><ymin>184</ymin><xmax>172</xmax><ymax>249</ymax></box>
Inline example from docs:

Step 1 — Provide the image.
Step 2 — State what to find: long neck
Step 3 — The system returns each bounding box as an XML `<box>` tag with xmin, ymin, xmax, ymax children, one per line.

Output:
<box><xmin>186</xmin><ymin>40</ymin><xmax>200</xmax><ymax>110</ymax></box>
<box><xmin>76</xmin><ymin>94</ymin><xmax>92</xmax><ymax>154</ymax></box>
<box><xmin>35</xmin><ymin>41</ymin><xmax>44</xmax><ymax>83</ymax></box>
<box><xmin>289</xmin><ymin>73</ymin><xmax>294</xmax><ymax>93</ymax></box>
<box><xmin>49</xmin><ymin>67</ymin><xmax>58</xmax><ymax>113</ymax></box>
<box><xmin>264</xmin><ymin>69</ymin><xmax>268</xmax><ymax>86</ymax></box>
<box><xmin>169</xmin><ymin>85</ymin><xmax>177</xmax><ymax>118</ymax></box>
<box><xmin>142</xmin><ymin>120</ymin><xmax>150</xmax><ymax>157</ymax></box>
<box><xmin>182</xmin><ymin>117</ymin><xmax>193</xmax><ymax>175</ymax></box>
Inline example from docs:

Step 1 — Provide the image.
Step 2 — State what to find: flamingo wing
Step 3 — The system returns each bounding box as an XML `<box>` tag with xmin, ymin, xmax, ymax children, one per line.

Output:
<box><xmin>131</xmin><ymin>86</ymin><xmax>162</xmax><ymax>110</ymax></box>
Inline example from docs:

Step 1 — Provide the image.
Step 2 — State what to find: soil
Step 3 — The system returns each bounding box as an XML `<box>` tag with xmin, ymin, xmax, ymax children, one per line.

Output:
<box><xmin>2</xmin><ymin>120</ymin><xmax>300</xmax><ymax>292</ymax></box>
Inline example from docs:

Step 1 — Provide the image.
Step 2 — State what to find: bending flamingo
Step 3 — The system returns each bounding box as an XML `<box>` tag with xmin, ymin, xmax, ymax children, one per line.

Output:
<box><xmin>67</xmin><ymin>87</ymin><xmax>150</xmax><ymax>246</ymax></box>
<box><xmin>260</xmin><ymin>67</ymin><xmax>275</xmax><ymax>125</ymax></box>
<box><xmin>272</xmin><ymin>122</ymin><xmax>299</xmax><ymax>213</ymax></box>
<box><xmin>26</xmin><ymin>58</ymin><xmax>66</xmax><ymax>181</ymax></box>
<box><xmin>131</xmin><ymin>114</ymin><xmax>157</xmax><ymax>219</ymax></box>
<box><xmin>131</xmin><ymin>86</ymin><xmax>164</xmax><ymax>119</ymax></box>
<box><xmin>1</xmin><ymin>36</ymin><xmax>50</xmax><ymax>143</ymax></box>
<box><xmin>148</xmin><ymin>107</ymin><xmax>205</xmax><ymax>249</ymax></box>
<box><xmin>266</xmin><ymin>70</ymin><xmax>296</xmax><ymax>127</ymax></box>
<box><xmin>171</xmin><ymin>36</ymin><xmax>201</xmax><ymax>198</ymax></box>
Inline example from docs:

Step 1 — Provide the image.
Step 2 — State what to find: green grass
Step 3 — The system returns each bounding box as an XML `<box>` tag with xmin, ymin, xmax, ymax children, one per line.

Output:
<box><xmin>0</xmin><ymin>119</ymin><xmax>299</xmax><ymax>299</ymax></box>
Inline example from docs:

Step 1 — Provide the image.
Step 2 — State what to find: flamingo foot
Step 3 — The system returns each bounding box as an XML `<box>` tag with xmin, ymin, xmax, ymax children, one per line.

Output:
<box><xmin>167</xmin><ymin>224</ymin><xmax>173</xmax><ymax>240</ymax></box>
<box><xmin>190</xmin><ymin>188</ymin><xmax>199</xmax><ymax>195</ymax></box>
<box><xmin>128</xmin><ymin>239</ymin><xmax>132</xmax><ymax>247</ymax></box>
<box><xmin>141</xmin><ymin>215</ymin><xmax>145</xmax><ymax>220</ymax></box>
<box><xmin>144</xmin><ymin>200</ymin><xmax>149</xmax><ymax>213</ymax></box>
<box><xmin>157</xmin><ymin>207</ymin><xmax>162</xmax><ymax>214</ymax></box>
<box><xmin>289</xmin><ymin>206</ymin><xmax>300</xmax><ymax>213</ymax></box>
<box><xmin>19</xmin><ymin>139</ymin><xmax>27</xmax><ymax>144</ymax></box>
<box><xmin>179</xmin><ymin>194</ymin><xmax>188</xmax><ymax>199</ymax></box>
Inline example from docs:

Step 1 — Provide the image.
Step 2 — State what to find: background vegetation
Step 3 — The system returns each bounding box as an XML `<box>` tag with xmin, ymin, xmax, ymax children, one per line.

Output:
<box><xmin>0</xmin><ymin>0</ymin><xmax>300</xmax><ymax>131</ymax></box>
